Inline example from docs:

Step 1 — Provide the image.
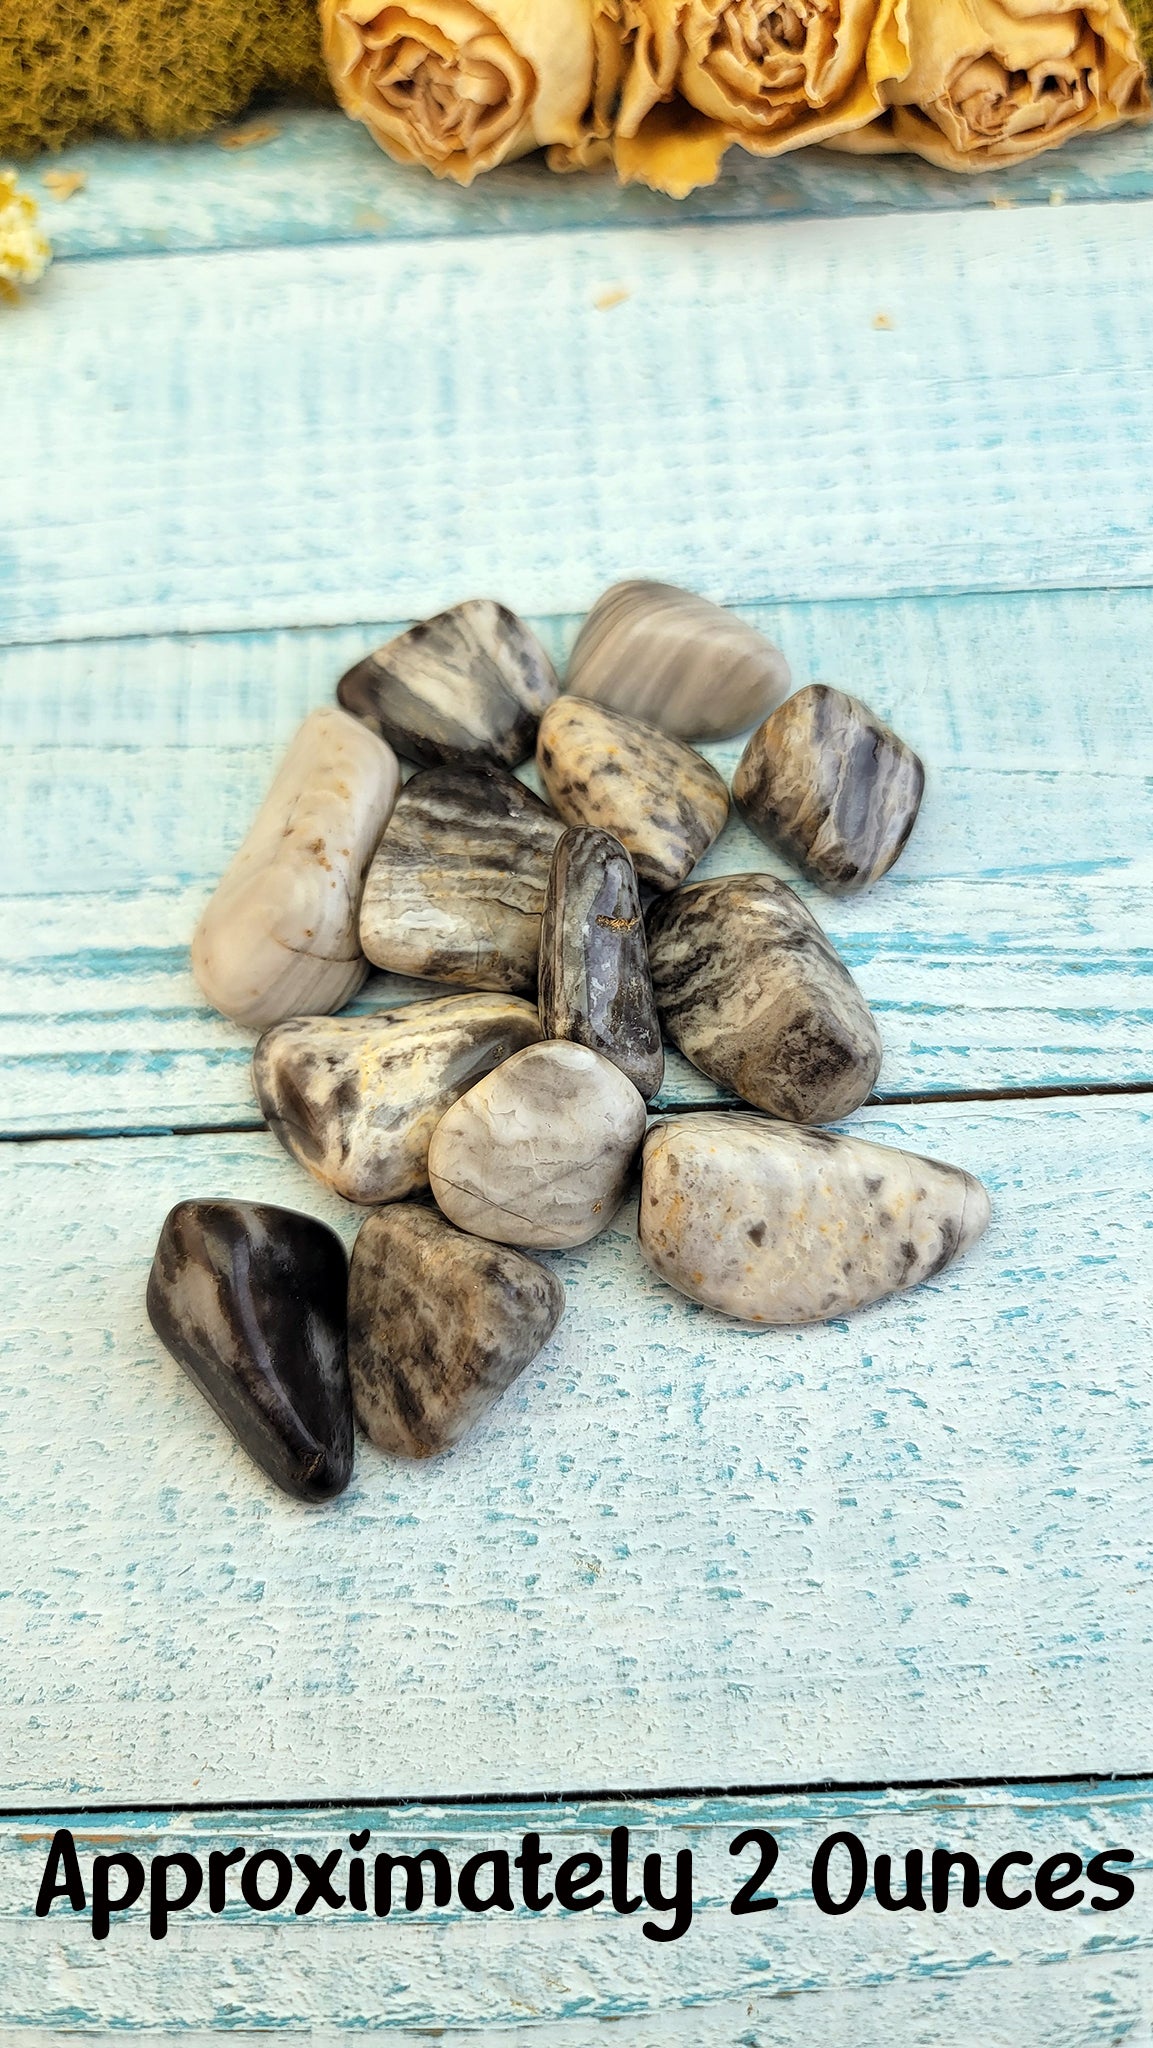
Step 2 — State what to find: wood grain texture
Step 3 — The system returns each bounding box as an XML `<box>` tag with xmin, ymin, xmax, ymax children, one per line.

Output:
<box><xmin>5</xmin><ymin>201</ymin><xmax>1153</xmax><ymax>647</ymax></box>
<box><xmin>3</xmin><ymin>587</ymin><xmax>1149</xmax><ymax>1136</ymax></box>
<box><xmin>31</xmin><ymin>109</ymin><xmax>1153</xmax><ymax>262</ymax></box>
<box><xmin>2</xmin><ymin>1786</ymin><xmax>1150</xmax><ymax>2036</ymax></box>
<box><xmin>0</xmin><ymin>1099</ymin><xmax>1149</xmax><ymax>1805</ymax></box>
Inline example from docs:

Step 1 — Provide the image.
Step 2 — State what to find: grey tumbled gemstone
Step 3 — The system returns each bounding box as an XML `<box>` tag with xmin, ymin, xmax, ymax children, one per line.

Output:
<box><xmin>734</xmin><ymin>685</ymin><xmax>925</xmax><ymax>895</ymax></box>
<box><xmin>428</xmin><ymin>1041</ymin><xmax>648</xmax><ymax>1250</ymax></box>
<box><xmin>253</xmin><ymin>993</ymin><xmax>542</xmax><ymax>1205</ymax></box>
<box><xmin>640</xmin><ymin>1114</ymin><xmax>991</xmax><ymax>1325</ymax></box>
<box><xmin>348</xmin><ymin>1204</ymin><xmax>564</xmax><ymax>1458</ymax></box>
<box><xmin>338</xmin><ymin>598</ymin><xmax>559</xmax><ymax>770</ymax></box>
<box><xmin>359</xmin><ymin>766</ymin><xmax>565</xmax><ymax>993</ymax></box>
<box><xmin>566</xmin><ymin>580</ymin><xmax>791</xmax><ymax>740</ymax></box>
<box><xmin>539</xmin><ymin>827</ymin><xmax>663</xmax><ymax>1101</ymax></box>
<box><xmin>536</xmin><ymin>697</ymin><xmax>729</xmax><ymax>893</ymax></box>
<box><xmin>646</xmin><ymin>874</ymin><xmax>882</xmax><ymax>1123</ymax></box>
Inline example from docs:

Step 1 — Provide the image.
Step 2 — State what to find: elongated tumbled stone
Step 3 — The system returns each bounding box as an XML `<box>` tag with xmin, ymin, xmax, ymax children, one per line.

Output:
<box><xmin>640</xmin><ymin>1114</ymin><xmax>991</xmax><ymax>1324</ymax></box>
<box><xmin>192</xmin><ymin>706</ymin><xmax>400</xmax><ymax>1031</ymax></box>
<box><xmin>348</xmin><ymin>1204</ymin><xmax>564</xmax><ymax>1457</ymax></box>
<box><xmin>539</xmin><ymin>827</ymin><xmax>663</xmax><ymax>1101</ymax></box>
<box><xmin>146</xmin><ymin>1200</ymin><xmax>353</xmax><ymax>1501</ymax></box>
<box><xmin>646</xmin><ymin>874</ymin><xmax>881</xmax><ymax>1123</ymax></box>
<box><xmin>428</xmin><ymin>1040</ymin><xmax>647</xmax><ymax>1249</ymax></box>
<box><xmin>253</xmin><ymin>994</ymin><xmax>542</xmax><ymax>1205</ymax></box>
<box><xmin>338</xmin><ymin>599</ymin><xmax>559</xmax><ymax>769</ymax></box>
<box><xmin>566</xmin><ymin>580</ymin><xmax>791</xmax><ymax>740</ymax></box>
<box><xmin>536</xmin><ymin>697</ymin><xmax>729</xmax><ymax>893</ymax></box>
<box><xmin>734</xmin><ymin>685</ymin><xmax>925</xmax><ymax>894</ymax></box>
<box><xmin>359</xmin><ymin>766</ymin><xmax>565</xmax><ymax>993</ymax></box>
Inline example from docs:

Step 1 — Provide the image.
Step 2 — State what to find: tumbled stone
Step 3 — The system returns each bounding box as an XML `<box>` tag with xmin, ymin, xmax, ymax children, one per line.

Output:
<box><xmin>192</xmin><ymin>706</ymin><xmax>399</xmax><ymax>1031</ymax></box>
<box><xmin>428</xmin><ymin>1040</ymin><xmax>647</xmax><ymax>1249</ymax></box>
<box><xmin>536</xmin><ymin>698</ymin><xmax>729</xmax><ymax>893</ymax></box>
<box><xmin>348</xmin><ymin>1204</ymin><xmax>564</xmax><ymax>1457</ymax></box>
<box><xmin>646</xmin><ymin>874</ymin><xmax>881</xmax><ymax>1122</ymax></box>
<box><xmin>146</xmin><ymin>1199</ymin><xmax>353</xmax><ymax>1501</ymax></box>
<box><xmin>253</xmin><ymin>994</ymin><xmax>542</xmax><ymax>1205</ymax></box>
<box><xmin>359</xmin><ymin>766</ymin><xmax>565</xmax><ymax>993</ymax></box>
<box><xmin>538</xmin><ymin>827</ymin><xmax>663</xmax><ymax>1101</ymax></box>
<box><xmin>566</xmin><ymin>580</ymin><xmax>791</xmax><ymax>740</ymax></box>
<box><xmin>734</xmin><ymin>684</ymin><xmax>925</xmax><ymax>894</ymax></box>
<box><xmin>338</xmin><ymin>599</ymin><xmax>559</xmax><ymax>770</ymax></box>
<box><xmin>640</xmin><ymin>1113</ymin><xmax>991</xmax><ymax>1324</ymax></box>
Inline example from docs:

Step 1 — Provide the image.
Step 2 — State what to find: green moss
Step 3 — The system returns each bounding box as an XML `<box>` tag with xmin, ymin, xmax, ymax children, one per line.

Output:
<box><xmin>0</xmin><ymin>0</ymin><xmax>330</xmax><ymax>157</ymax></box>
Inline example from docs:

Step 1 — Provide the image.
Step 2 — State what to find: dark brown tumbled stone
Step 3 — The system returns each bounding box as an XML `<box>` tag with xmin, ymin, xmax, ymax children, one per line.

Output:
<box><xmin>146</xmin><ymin>1200</ymin><xmax>353</xmax><ymax>1502</ymax></box>
<box><xmin>348</xmin><ymin>1204</ymin><xmax>564</xmax><ymax>1457</ymax></box>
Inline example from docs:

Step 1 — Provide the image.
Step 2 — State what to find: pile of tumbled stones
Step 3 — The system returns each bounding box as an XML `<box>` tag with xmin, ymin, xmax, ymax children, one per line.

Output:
<box><xmin>147</xmin><ymin>581</ymin><xmax>991</xmax><ymax>1503</ymax></box>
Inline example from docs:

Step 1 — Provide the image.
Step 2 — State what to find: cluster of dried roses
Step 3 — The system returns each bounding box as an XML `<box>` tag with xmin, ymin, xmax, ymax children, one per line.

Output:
<box><xmin>321</xmin><ymin>0</ymin><xmax>1150</xmax><ymax>197</ymax></box>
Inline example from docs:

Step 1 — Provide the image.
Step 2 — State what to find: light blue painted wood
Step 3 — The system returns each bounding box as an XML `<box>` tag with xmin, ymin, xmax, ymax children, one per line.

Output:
<box><xmin>2</xmin><ymin>586</ymin><xmax>1149</xmax><ymax>1135</ymax></box>
<box><xmin>29</xmin><ymin>109</ymin><xmax>1153</xmax><ymax>262</ymax></box>
<box><xmin>4</xmin><ymin>202</ymin><xmax>1153</xmax><ymax>647</ymax></box>
<box><xmin>0</xmin><ymin>1102</ymin><xmax>1149</xmax><ymax>1805</ymax></box>
<box><xmin>2</xmin><ymin>1786</ymin><xmax>1151</xmax><ymax>2036</ymax></box>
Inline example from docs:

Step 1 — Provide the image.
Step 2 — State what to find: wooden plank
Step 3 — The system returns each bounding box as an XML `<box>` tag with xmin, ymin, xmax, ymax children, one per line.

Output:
<box><xmin>32</xmin><ymin>109</ymin><xmax>1153</xmax><ymax>263</ymax></box>
<box><xmin>5</xmin><ymin>202</ymin><xmax>1153</xmax><ymax>648</ymax></box>
<box><xmin>0</xmin><ymin>1098</ymin><xmax>1149</xmax><ymax>1805</ymax></box>
<box><xmin>2</xmin><ymin>1787</ymin><xmax>1151</xmax><ymax>2036</ymax></box>
<box><xmin>3</xmin><ymin>587</ymin><xmax>1150</xmax><ymax>1136</ymax></box>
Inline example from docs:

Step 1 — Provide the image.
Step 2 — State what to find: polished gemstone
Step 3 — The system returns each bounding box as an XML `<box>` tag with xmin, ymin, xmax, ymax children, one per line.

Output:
<box><xmin>338</xmin><ymin>598</ymin><xmax>559</xmax><ymax>769</ymax></box>
<box><xmin>640</xmin><ymin>1114</ymin><xmax>991</xmax><ymax>1324</ymax></box>
<box><xmin>734</xmin><ymin>685</ymin><xmax>925</xmax><ymax>894</ymax></box>
<box><xmin>348</xmin><ymin>1204</ymin><xmax>564</xmax><ymax>1457</ymax></box>
<box><xmin>428</xmin><ymin>1040</ymin><xmax>647</xmax><ymax>1249</ymax></box>
<box><xmin>566</xmin><ymin>580</ymin><xmax>791</xmax><ymax>740</ymax></box>
<box><xmin>646</xmin><ymin>874</ymin><xmax>881</xmax><ymax>1122</ymax></box>
<box><xmin>192</xmin><ymin>706</ymin><xmax>399</xmax><ymax>1031</ymax></box>
<box><xmin>146</xmin><ymin>1199</ymin><xmax>353</xmax><ymax>1501</ymax></box>
<box><xmin>359</xmin><ymin>765</ymin><xmax>565</xmax><ymax>993</ymax></box>
<box><xmin>252</xmin><ymin>993</ymin><xmax>542</xmax><ymax>1204</ymax></box>
<box><xmin>538</xmin><ymin>827</ymin><xmax>663</xmax><ymax>1100</ymax></box>
<box><xmin>536</xmin><ymin>697</ymin><xmax>729</xmax><ymax>893</ymax></box>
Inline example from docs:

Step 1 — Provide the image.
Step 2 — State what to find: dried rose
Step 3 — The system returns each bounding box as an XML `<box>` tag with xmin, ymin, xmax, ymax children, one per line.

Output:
<box><xmin>590</xmin><ymin>0</ymin><xmax>909</xmax><ymax>195</ymax></box>
<box><xmin>321</xmin><ymin>0</ymin><xmax>597</xmax><ymax>183</ymax></box>
<box><xmin>841</xmin><ymin>0</ymin><xmax>1150</xmax><ymax>169</ymax></box>
<box><xmin>0</xmin><ymin>172</ymin><xmax>51</xmax><ymax>304</ymax></box>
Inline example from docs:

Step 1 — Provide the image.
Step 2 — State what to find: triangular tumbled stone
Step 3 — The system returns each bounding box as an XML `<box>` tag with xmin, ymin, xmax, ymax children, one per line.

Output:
<box><xmin>146</xmin><ymin>1200</ymin><xmax>353</xmax><ymax>1501</ymax></box>
<box><xmin>348</xmin><ymin>1204</ymin><xmax>564</xmax><ymax>1457</ymax></box>
<box><xmin>338</xmin><ymin>599</ymin><xmax>559</xmax><ymax>769</ymax></box>
<box><xmin>253</xmin><ymin>994</ymin><xmax>542</xmax><ymax>1204</ymax></box>
<box><xmin>640</xmin><ymin>1114</ymin><xmax>991</xmax><ymax>1325</ymax></box>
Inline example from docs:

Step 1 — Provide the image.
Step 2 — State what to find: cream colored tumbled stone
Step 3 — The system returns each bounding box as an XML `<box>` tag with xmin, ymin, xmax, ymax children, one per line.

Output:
<box><xmin>428</xmin><ymin>1040</ymin><xmax>647</xmax><ymax>1250</ymax></box>
<box><xmin>193</xmin><ymin>707</ymin><xmax>400</xmax><ymax>1031</ymax></box>
<box><xmin>640</xmin><ymin>1114</ymin><xmax>991</xmax><ymax>1325</ymax></box>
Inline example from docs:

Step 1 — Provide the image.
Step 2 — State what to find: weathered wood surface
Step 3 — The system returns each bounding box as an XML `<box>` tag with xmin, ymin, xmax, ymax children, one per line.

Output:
<box><xmin>1</xmin><ymin>1099</ymin><xmax>1149</xmax><ymax>1805</ymax></box>
<box><xmin>5</xmin><ymin>99</ymin><xmax>1153</xmax><ymax>2038</ymax></box>
<box><xmin>31</xmin><ymin>109</ymin><xmax>1153</xmax><ymax>262</ymax></box>
<box><xmin>3</xmin><ymin>586</ymin><xmax>1151</xmax><ymax>1135</ymax></box>
<box><xmin>6</xmin><ymin>201</ymin><xmax>1153</xmax><ymax>648</ymax></box>
<box><xmin>3</xmin><ymin>1785</ymin><xmax>1151</xmax><ymax>2038</ymax></box>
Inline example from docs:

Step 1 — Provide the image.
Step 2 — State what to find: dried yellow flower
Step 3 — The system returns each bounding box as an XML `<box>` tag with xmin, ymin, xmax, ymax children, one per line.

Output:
<box><xmin>567</xmin><ymin>0</ymin><xmax>910</xmax><ymax>195</ymax></box>
<box><xmin>321</xmin><ymin>0</ymin><xmax>599</xmax><ymax>183</ymax></box>
<box><xmin>0</xmin><ymin>172</ymin><xmax>51</xmax><ymax>303</ymax></box>
<box><xmin>841</xmin><ymin>0</ymin><xmax>1150</xmax><ymax>169</ymax></box>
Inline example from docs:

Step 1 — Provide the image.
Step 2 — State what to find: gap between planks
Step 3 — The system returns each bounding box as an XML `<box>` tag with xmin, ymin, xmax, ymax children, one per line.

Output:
<box><xmin>4</xmin><ymin>1080</ymin><xmax>1153</xmax><ymax>1150</ymax></box>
